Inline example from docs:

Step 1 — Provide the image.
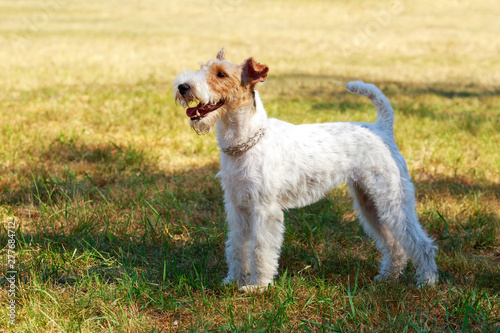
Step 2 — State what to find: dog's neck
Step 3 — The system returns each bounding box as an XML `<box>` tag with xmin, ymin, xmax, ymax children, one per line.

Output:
<box><xmin>216</xmin><ymin>90</ymin><xmax>267</xmax><ymax>150</ymax></box>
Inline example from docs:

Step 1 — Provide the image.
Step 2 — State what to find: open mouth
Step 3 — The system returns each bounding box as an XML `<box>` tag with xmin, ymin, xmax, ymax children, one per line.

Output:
<box><xmin>186</xmin><ymin>100</ymin><xmax>225</xmax><ymax>120</ymax></box>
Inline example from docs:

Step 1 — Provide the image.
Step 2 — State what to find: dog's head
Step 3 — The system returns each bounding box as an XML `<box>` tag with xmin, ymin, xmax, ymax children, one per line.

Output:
<box><xmin>174</xmin><ymin>48</ymin><xmax>268</xmax><ymax>135</ymax></box>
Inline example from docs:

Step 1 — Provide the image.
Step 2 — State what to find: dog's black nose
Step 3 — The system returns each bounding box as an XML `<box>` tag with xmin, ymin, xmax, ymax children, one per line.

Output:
<box><xmin>178</xmin><ymin>83</ymin><xmax>190</xmax><ymax>96</ymax></box>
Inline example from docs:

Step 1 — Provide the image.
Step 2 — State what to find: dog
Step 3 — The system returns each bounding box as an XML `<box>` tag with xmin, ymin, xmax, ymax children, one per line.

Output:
<box><xmin>174</xmin><ymin>48</ymin><xmax>438</xmax><ymax>292</ymax></box>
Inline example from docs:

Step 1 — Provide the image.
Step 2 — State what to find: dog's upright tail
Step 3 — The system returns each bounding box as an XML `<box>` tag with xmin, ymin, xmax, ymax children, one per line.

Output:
<box><xmin>346</xmin><ymin>81</ymin><xmax>394</xmax><ymax>133</ymax></box>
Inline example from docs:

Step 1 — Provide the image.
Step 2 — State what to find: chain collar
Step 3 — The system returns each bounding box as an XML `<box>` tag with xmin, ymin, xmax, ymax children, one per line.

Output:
<box><xmin>221</xmin><ymin>128</ymin><xmax>266</xmax><ymax>157</ymax></box>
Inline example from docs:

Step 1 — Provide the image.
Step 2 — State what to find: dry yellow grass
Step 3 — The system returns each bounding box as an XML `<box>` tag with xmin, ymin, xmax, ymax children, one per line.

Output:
<box><xmin>1</xmin><ymin>1</ymin><xmax>499</xmax><ymax>85</ymax></box>
<box><xmin>1</xmin><ymin>0</ymin><xmax>499</xmax><ymax>173</ymax></box>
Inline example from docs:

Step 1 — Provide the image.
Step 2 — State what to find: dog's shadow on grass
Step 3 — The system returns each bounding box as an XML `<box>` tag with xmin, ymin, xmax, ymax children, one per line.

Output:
<box><xmin>4</xmin><ymin>130</ymin><xmax>499</xmax><ymax>293</ymax></box>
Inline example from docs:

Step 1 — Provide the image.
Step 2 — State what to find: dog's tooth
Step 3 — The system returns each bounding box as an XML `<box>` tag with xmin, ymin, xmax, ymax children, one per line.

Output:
<box><xmin>196</xmin><ymin>111</ymin><xmax>200</xmax><ymax>117</ymax></box>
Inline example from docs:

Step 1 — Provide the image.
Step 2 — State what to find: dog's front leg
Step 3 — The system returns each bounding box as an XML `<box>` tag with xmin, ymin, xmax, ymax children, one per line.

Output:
<box><xmin>223</xmin><ymin>201</ymin><xmax>251</xmax><ymax>286</ymax></box>
<box><xmin>241</xmin><ymin>203</ymin><xmax>285</xmax><ymax>292</ymax></box>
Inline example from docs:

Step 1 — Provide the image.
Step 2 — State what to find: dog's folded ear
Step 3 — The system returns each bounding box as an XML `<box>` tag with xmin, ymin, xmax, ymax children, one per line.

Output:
<box><xmin>242</xmin><ymin>57</ymin><xmax>269</xmax><ymax>85</ymax></box>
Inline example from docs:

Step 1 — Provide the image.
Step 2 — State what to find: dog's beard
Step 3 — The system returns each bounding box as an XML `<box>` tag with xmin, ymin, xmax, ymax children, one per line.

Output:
<box><xmin>189</xmin><ymin>109</ymin><xmax>222</xmax><ymax>135</ymax></box>
<box><xmin>190</xmin><ymin>118</ymin><xmax>212</xmax><ymax>135</ymax></box>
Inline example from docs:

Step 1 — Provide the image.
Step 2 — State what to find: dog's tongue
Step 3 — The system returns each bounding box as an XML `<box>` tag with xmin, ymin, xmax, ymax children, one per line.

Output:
<box><xmin>186</xmin><ymin>102</ymin><xmax>207</xmax><ymax>118</ymax></box>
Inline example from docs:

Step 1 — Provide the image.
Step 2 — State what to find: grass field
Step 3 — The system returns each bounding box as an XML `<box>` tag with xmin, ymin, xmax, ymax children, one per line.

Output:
<box><xmin>0</xmin><ymin>0</ymin><xmax>499</xmax><ymax>331</ymax></box>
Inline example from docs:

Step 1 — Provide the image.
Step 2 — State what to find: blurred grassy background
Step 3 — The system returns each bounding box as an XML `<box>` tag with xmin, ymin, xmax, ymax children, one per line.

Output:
<box><xmin>0</xmin><ymin>0</ymin><xmax>499</xmax><ymax>332</ymax></box>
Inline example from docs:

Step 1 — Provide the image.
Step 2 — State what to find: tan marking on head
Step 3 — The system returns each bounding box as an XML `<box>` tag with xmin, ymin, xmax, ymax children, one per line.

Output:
<box><xmin>186</xmin><ymin>52</ymin><xmax>270</xmax><ymax>134</ymax></box>
<box><xmin>205</xmin><ymin>60</ymin><xmax>253</xmax><ymax>110</ymax></box>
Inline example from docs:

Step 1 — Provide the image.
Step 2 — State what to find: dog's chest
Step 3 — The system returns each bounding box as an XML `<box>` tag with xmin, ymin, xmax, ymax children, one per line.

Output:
<box><xmin>217</xmin><ymin>153</ymin><xmax>266</xmax><ymax>207</ymax></box>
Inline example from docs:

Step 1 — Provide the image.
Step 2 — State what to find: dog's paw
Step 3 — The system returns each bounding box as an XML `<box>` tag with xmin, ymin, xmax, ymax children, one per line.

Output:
<box><xmin>222</xmin><ymin>276</ymin><xmax>239</xmax><ymax>286</ymax></box>
<box><xmin>416</xmin><ymin>272</ymin><xmax>438</xmax><ymax>288</ymax></box>
<box><xmin>239</xmin><ymin>284</ymin><xmax>268</xmax><ymax>294</ymax></box>
<box><xmin>374</xmin><ymin>273</ymin><xmax>401</xmax><ymax>283</ymax></box>
<box><xmin>222</xmin><ymin>273</ymin><xmax>249</xmax><ymax>287</ymax></box>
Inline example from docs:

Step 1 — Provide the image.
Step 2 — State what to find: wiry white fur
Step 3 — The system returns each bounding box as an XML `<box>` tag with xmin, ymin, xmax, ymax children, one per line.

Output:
<box><xmin>173</xmin><ymin>66</ymin><xmax>215</xmax><ymax>107</ymax></box>
<box><xmin>175</xmin><ymin>62</ymin><xmax>438</xmax><ymax>291</ymax></box>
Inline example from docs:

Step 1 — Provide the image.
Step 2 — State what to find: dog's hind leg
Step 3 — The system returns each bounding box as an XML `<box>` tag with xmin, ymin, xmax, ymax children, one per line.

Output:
<box><xmin>351</xmin><ymin>175</ymin><xmax>438</xmax><ymax>286</ymax></box>
<box><xmin>396</xmin><ymin>181</ymin><xmax>438</xmax><ymax>286</ymax></box>
<box><xmin>350</xmin><ymin>182</ymin><xmax>408</xmax><ymax>281</ymax></box>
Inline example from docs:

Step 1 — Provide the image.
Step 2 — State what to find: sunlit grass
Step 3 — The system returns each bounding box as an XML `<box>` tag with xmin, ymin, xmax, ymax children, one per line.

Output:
<box><xmin>0</xmin><ymin>0</ymin><xmax>499</xmax><ymax>332</ymax></box>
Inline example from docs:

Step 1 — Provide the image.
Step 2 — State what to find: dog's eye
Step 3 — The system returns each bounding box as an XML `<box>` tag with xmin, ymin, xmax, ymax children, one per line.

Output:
<box><xmin>217</xmin><ymin>71</ymin><xmax>226</xmax><ymax>78</ymax></box>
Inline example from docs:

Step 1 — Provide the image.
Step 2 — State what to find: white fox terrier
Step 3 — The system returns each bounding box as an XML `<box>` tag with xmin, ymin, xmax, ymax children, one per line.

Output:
<box><xmin>174</xmin><ymin>48</ymin><xmax>438</xmax><ymax>292</ymax></box>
